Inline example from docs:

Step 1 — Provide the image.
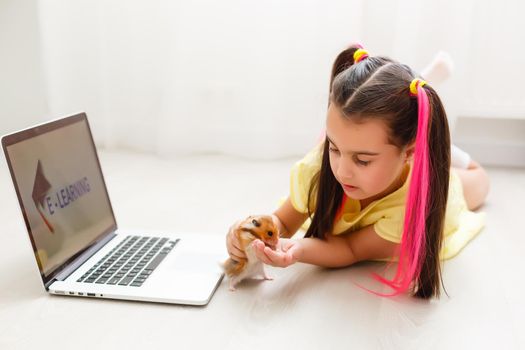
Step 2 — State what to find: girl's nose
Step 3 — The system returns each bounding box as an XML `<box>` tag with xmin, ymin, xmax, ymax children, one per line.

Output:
<box><xmin>337</xmin><ymin>159</ymin><xmax>354</xmax><ymax>180</ymax></box>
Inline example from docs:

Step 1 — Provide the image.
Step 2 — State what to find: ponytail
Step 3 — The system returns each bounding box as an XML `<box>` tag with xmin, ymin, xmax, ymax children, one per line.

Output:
<box><xmin>307</xmin><ymin>43</ymin><xmax>371</xmax><ymax>239</ymax></box>
<box><xmin>373</xmin><ymin>80</ymin><xmax>450</xmax><ymax>298</ymax></box>
<box><xmin>328</xmin><ymin>44</ymin><xmax>365</xmax><ymax>94</ymax></box>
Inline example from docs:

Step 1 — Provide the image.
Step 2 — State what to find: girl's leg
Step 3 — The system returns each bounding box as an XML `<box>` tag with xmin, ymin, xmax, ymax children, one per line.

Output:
<box><xmin>453</xmin><ymin>160</ymin><xmax>490</xmax><ymax>211</ymax></box>
<box><xmin>420</xmin><ymin>51</ymin><xmax>454</xmax><ymax>85</ymax></box>
<box><xmin>423</xmin><ymin>53</ymin><xmax>490</xmax><ymax>210</ymax></box>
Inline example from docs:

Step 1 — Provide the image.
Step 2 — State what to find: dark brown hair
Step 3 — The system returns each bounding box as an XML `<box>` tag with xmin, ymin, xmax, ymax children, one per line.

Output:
<box><xmin>304</xmin><ymin>46</ymin><xmax>451</xmax><ymax>299</ymax></box>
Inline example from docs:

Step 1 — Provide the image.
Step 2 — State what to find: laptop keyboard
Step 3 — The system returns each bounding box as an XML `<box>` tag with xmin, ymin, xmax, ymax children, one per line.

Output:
<box><xmin>77</xmin><ymin>235</ymin><xmax>179</xmax><ymax>287</ymax></box>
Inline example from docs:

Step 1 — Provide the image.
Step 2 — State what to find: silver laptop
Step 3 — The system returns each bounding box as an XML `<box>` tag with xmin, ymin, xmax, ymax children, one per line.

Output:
<box><xmin>2</xmin><ymin>112</ymin><xmax>224</xmax><ymax>306</ymax></box>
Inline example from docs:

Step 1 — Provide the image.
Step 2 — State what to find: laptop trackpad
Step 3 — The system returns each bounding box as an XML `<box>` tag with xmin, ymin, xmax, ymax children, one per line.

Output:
<box><xmin>167</xmin><ymin>252</ymin><xmax>222</xmax><ymax>273</ymax></box>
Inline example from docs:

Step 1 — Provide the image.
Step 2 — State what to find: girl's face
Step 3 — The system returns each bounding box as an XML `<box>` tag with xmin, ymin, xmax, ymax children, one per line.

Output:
<box><xmin>326</xmin><ymin>103</ymin><xmax>411</xmax><ymax>203</ymax></box>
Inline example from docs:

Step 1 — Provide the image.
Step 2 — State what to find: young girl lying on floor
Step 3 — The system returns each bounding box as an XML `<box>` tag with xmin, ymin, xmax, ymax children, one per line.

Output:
<box><xmin>226</xmin><ymin>44</ymin><xmax>489</xmax><ymax>299</ymax></box>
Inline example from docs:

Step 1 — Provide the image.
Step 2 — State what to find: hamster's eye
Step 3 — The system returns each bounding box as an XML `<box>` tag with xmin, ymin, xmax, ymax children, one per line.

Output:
<box><xmin>252</xmin><ymin>219</ymin><xmax>260</xmax><ymax>227</ymax></box>
<box><xmin>267</xmin><ymin>231</ymin><xmax>273</xmax><ymax>237</ymax></box>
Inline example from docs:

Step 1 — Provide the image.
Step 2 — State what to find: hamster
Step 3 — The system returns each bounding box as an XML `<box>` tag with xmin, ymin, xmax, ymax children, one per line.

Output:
<box><xmin>223</xmin><ymin>215</ymin><xmax>279</xmax><ymax>291</ymax></box>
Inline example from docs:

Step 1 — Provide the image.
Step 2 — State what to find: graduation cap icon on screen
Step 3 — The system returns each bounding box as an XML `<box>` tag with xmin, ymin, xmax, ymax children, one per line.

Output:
<box><xmin>32</xmin><ymin>160</ymin><xmax>55</xmax><ymax>233</ymax></box>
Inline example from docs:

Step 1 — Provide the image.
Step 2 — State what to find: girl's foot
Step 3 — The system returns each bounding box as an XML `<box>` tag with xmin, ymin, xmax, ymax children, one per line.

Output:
<box><xmin>421</xmin><ymin>51</ymin><xmax>454</xmax><ymax>86</ymax></box>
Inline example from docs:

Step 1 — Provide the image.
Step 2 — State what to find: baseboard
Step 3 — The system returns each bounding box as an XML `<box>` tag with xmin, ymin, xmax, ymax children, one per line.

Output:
<box><xmin>453</xmin><ymin>116</ymin><xmax>525</xmax><ymax>168</ymax></box>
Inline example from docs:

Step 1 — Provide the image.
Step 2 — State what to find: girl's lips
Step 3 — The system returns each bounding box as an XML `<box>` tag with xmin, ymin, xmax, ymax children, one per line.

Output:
<box><xmin>342</xmin><ymin>184</ymin><xmax>358</xmax><ymax>191</ymax></box>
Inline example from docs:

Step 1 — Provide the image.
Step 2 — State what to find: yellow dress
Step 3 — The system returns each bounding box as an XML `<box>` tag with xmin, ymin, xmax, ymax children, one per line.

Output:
<box><xmin>289</xmin><ymin>143</ymin><xmax>486</xmax><ymax>260</ymax></box>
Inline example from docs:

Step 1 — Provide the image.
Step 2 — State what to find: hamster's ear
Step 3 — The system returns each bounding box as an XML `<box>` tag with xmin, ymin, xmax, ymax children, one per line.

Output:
<box><xmin>243</xmin><ymin>215</ymin><xmax>253</xmax><ymax>225</ymax></box>
<box><xmin>251</xmin><ymin>219</ymin><xmax>261</xmax><ymax>227</ymax></box>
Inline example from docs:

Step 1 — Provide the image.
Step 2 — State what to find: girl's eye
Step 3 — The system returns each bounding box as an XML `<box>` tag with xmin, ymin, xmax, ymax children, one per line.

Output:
<box><xmin>329</xmin><ymin>147</ymin><xmax>340</xmax><ymax>154</ymax></box>
<box><xmin>356</xmin><ymin>159</ymin><xmax>371</xmax><ymax>166</ymax></box>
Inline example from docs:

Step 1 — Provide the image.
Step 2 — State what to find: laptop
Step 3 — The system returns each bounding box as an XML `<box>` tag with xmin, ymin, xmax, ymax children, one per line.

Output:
<box><xmin>1</xmin><ymin>112</ymin><xmax>225</xmax><ymax>306</ymax></box>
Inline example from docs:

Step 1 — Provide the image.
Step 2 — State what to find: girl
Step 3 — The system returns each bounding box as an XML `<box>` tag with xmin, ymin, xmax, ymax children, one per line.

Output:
<box><xmin>226</xmin><ymin>44</ymin><xmax>489</xmax><ymax>299</ymax></box>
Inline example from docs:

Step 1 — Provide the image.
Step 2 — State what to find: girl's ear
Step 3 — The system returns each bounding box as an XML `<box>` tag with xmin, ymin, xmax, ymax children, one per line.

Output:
<box><xmin>404</xmin><ymin>143</ymin><xmax>416</xmax><ymax>163</ymax></box>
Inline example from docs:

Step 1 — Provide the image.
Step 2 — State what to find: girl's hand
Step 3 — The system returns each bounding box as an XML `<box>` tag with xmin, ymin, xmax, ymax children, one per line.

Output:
<box><xmin>226</xmin><ymin>219</ymin><xmax>246</xmax><ymax>262</ymax></box>
<box><xmin>252</xmin><ymin>238</ymin><xmax>303</xmax><ymax>268</ymax></box>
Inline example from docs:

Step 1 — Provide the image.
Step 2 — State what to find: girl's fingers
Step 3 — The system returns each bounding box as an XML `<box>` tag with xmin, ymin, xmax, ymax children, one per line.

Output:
<box><xmin>263</xmin><ymin>246</ymin><xmax>292</xmax><ymax>267</ymax></box>
<box><xmin>229</xmin><ymin>249</ymin><xmax>245</xmax><ymax>262</ymax></box>
<box><xmin>254</xmin><ymin>241</ymin><xmax>287</xmax><ymax>267</ymax></box>
<box><xmin>253</xmin><ymin>239</ymin><xmax>296</xmax><ymax>267</ymax></box>
<box><xmin>229</xmin><ymin>233</ymin><xmax>242</xmax><ymax>252</ymax></box>
<box><xmin>226</xmin><ymin>223</ymin><xmax>246</xmax><ymax>261</ymax></box>
<box><xmin>253</xmin><ymin>240</ymin><xmax>273</xmax><ymax>265</ymax></box>
<box><xmin>268</xmin><ymin>243</ymin><xmax>298</xmax><ymax>266</ymax></box>
<box><xmin>229</xmin><ymin>244</ymin><xmax>246</xmax><ymax>261</ymax></box>
<box><xmin>263</xmin><ymin>246</ymin><xmax>281</xmax><ymax>261</ymax></box>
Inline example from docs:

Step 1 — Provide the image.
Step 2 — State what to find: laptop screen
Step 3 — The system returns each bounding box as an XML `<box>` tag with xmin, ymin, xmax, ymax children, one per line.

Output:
<box><xmin>2</xmin><ymin>113</ymin><xmax>117</xmax><ymax>284</ymax></box>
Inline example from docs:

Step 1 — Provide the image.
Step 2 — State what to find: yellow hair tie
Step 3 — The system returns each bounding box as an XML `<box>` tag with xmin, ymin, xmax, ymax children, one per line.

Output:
<box><xmin>409</xmin><ymin>78</ymin><xmax>427</xmax><ymax>96</ymax></box>
<box><xmin>353</xmin><ymin>48</ymin><xmax>369</xmax><ymax>63</ymax></box>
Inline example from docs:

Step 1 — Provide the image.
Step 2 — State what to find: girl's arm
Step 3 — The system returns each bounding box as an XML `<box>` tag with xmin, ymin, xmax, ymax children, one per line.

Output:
<box><xmin>271</xmin><ymin>197</ymin><xmax>309</xmax><ymax>238</ymax></box>
<box><xmin>254</xmin><ymin>224</ymin><xmax>399</xmax><ymax>268</ymax></box>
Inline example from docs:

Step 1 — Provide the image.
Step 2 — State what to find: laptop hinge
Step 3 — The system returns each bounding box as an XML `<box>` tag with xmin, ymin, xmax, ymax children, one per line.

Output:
<box><xmin>45</xmin><ymin>232</ymin><xmax>117</xmax><ymax>289</ymax></box>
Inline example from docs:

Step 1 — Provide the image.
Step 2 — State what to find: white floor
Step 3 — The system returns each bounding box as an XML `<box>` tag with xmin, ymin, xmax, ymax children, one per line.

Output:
<box><xmin>0</xmin><ymin>149</ymin><xmax>524</xmax><ymax>349</ymax></box>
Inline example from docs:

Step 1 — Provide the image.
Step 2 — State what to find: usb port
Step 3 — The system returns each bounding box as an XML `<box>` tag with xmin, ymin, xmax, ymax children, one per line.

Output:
<box><xmin>87</xmin><ymin>293</ymin><xmax>96</xmax><ymax>297</ymax></box>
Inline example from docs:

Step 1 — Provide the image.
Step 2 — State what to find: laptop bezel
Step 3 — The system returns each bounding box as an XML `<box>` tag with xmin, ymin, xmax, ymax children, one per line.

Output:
<box><xmin>1</xmin><ymin>112</ymin><xmax>118</xmax><ymax>288</ymax></box>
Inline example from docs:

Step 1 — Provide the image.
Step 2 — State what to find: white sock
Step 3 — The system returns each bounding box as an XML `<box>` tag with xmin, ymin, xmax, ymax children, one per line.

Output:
<box><xmin>423</xmin><ymin>53</ymin><xmax>463</xmax><ymax>165</ymax></box>
<box><xmin>420</xmin><ymin>51</ymin><xmax>454</xmax><ymax>86</ymax></box>
<box><xmin>451</xmin><ymin>144</ymin><xmax>471</xmax><ymax>169</ymax></box>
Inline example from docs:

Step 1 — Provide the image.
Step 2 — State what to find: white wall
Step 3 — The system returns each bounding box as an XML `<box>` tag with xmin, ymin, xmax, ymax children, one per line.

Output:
<box><xmin>362</xmin><ymin>0</ymin><xmax>525</xmax><ymax>122</ymax></box>
<box><xmin>36</xmin><ymin>0</ymin><xmax>366</xmax><ymax>159</ymax></box>
<box><xmin>0</xmin><ymin>0</ymin><xmax>49</xmax><ymax>135</ymax></box>
<box><xmin>2</xmin><ymin>0</ymin><xmax>525</xmax><ymax>159</ymax></box>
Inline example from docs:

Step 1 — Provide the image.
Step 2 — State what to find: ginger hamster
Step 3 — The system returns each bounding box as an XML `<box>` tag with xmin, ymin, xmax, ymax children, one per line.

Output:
<box><xmin>223</xmin><ymin>215</ymin><xmax>278</xmax><ymax>291</ymax></box>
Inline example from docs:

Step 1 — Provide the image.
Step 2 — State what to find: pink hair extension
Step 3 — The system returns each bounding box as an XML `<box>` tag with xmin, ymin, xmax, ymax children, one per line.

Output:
<box><xmin>369</xmin><ymin>82</ymin><xmax>431</xmax><ymax>296</ymax></box>
<box><xmin>335</xmin><ymin>194</ymin><xmax>348</xmax><ymax>222</ymax></box>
